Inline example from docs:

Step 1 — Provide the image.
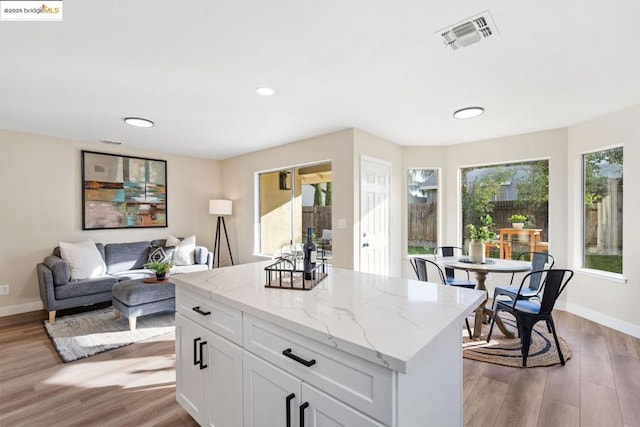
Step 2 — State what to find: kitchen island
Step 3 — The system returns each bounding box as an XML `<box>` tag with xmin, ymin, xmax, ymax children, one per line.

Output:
<box><xmin>173</xmin><ymin>261</ymin><xmax>484</xmax><ymax>427</ymax></box>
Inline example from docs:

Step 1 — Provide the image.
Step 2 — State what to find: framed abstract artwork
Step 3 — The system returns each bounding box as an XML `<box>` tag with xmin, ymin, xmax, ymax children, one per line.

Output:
<box><xmin>82</xmin><ymin>150</ymin><xmax>168</xmax><ymax>230</ymax></box>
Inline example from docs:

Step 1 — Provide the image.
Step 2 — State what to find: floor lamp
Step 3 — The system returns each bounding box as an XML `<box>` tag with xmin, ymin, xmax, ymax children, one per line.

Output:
<box><xmin>209</xmin><ymin>199</ymin><xmax>234</xmax><ymax>268</ymax></box>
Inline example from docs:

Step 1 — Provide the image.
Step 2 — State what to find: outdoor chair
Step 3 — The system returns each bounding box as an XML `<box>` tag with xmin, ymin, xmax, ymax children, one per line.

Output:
<box><xmin>410</xmin><ymin>257</ymin><xmax>473</xmax><ymax>338</ymax></box>
<box><xmin>487</xmin><ymin>269</ymin><xmax>574</xmax><ymax>366</ymax></box>
<box><xmin>434</xmin><ymin>246</ymin><xmax>476</xmax><ymax>288</ymax></box>
<box><xmin>492</xmin><ymin>251</ymin><xmax>555</xmax><ymax>307</ymax></box>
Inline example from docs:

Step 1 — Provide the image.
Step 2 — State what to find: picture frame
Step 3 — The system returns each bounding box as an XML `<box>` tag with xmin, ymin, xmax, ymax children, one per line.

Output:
<box><xmin>81</xmin><ymin>150</ymin><xmax>168</xmax><ymax>230</ymax></box>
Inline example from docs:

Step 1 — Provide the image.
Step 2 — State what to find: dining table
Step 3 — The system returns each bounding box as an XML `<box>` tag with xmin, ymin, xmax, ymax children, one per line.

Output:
<box><xmin>438</xmin><ymin>256</ymin><xmax>532</xmax><ymax>338</ymax></box>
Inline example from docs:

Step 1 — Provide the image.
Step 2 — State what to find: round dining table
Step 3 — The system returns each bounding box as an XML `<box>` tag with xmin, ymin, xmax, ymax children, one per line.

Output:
<box><xmin>439</xmin><ymin>257</ymin><xmax>532</xmax><ymax>338</ymax></box>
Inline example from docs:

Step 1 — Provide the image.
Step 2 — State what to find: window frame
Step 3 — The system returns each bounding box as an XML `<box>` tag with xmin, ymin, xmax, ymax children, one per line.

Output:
<box><xmin>406</xmin><ymin>167</ymin><xmax>441</xmax><ymax>257</ymax></box>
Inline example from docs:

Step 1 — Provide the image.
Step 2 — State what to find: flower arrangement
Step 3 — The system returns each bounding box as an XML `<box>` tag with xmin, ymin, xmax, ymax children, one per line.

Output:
<box><xmin>466</xmin><ymin>214</ymin><xmax>497</xmax><ymax>242</ymax></box>
<box><xmin>509</xmin><ymin>214</ymin><xmax>527</xmax><ymax>223</ymax></box>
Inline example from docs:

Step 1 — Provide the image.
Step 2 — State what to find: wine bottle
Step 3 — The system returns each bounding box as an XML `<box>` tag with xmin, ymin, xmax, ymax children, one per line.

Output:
<box><xmin>303</xmin><ymin>226</ymin><xmax>317</xmax><ymax>280</ymax></box>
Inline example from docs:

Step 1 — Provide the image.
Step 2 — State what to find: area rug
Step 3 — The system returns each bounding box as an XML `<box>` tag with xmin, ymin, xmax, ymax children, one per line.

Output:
<box><xmin>463</xmin><ymin>315</ymin><xmax>571</xmax><ymax>368</ymax></box>
<box><xmin>44</xmin><ymin>307</ymin><xmax>175</xmax><ymax>363</ymax></box>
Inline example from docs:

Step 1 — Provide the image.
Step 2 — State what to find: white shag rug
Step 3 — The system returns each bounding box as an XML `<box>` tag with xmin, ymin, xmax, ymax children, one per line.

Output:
<box><xmin>44</xmin><ymin>307</ymin><xmax>175</xmax><ymax>363</ymax></box>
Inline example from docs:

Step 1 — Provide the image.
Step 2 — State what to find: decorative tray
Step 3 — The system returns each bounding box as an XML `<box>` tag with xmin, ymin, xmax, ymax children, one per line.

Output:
<box><xmin>264</xmin><ymin>258</ymin><xmax>327</xmax><ymax>291</ymax></box>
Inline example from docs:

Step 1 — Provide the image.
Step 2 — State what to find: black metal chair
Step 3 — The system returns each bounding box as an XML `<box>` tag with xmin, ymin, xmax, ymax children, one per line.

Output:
<box><xmin>434</xmin><ymin>246</ymin><xmax>476</xmax><ymax>287</ymax></box>
<box><xmin>492</xmin><ymin>252</ymin><xmax>555</xmax><ymax>306</ymax></box>
<box><xmin>410</xmin><ymin>257</ymin><xmax>474</xmax><ymax>338</ymax></box>
<box><xmin>487</xmin><ymin>269</ymin><xmax>574</xmax><ymax>366</ymax></box>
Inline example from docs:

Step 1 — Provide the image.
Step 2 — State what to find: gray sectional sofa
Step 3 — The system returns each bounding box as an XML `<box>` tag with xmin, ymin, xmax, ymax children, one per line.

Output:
<box><xmin>37</xmin><ymin>239</ymin><xmax>212</xmax><ymax>323</ymax></box>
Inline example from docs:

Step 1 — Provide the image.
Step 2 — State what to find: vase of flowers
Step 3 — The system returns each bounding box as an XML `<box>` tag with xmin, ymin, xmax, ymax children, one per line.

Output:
<box><xmin>466</xmin><ymin>215</ymin><xmax>497</xmax><ymax>264</ymax></box>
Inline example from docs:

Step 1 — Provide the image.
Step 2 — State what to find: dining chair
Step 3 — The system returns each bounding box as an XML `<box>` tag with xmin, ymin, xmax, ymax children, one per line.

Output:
<box><xmin>492</xmin><ymin>251</ymin><xmax>555</xmax><ymax>306</ymax></box>
<box><xmin>410</xmin><ymin>257</ymin><xmax>473</xmax><ymax>338</ymax></box>
<box><xmin>487</xmin><ymin>269</ymin><xmax>574</xmax><ymax>366</ymax></box>
<box><xmin>433</xmin><ymin>246</ymin><xmax>476</xmax><ymax>287</ymax></box>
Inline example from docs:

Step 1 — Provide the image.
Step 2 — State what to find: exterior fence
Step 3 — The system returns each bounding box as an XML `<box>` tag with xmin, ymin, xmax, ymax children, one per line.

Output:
<box><xmin>302</xmin><ymin>206</ymin><xmax>332</xmax><ymax>239</ymax></box>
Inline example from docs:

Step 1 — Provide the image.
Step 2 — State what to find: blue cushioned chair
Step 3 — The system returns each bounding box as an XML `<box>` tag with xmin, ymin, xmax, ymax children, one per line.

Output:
<box><xmin>487</xmin><ymin>269</ymin><xmax>574</xmax><ymax>366</ymax></box>
<box><xmin>492</xmin><ymin>251</ymin><xmax>555</xmax><ymax>307</ymax></box>
<box><xmin>434</xmin><ymin>246</ymin><xmax>476</xmax><ymax>288</ymax></box>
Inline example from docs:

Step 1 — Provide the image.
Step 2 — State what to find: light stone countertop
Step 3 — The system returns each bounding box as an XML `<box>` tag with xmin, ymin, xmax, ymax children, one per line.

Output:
<box><xmin>173</xmin><ymin>261</ymin><xmax>485</xmax><ymax>373</ymax></box>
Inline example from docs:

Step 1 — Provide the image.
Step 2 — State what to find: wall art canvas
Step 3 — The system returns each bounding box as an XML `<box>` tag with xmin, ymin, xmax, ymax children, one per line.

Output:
<box><xmin>82</xmin><ymin>150</ymin><xmax>167</xmax><ymax>229</ymax></box>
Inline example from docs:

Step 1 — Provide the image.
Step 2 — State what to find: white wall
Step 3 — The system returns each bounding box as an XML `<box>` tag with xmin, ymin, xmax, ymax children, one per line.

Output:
<box><xmin>0</xmin><ymin>130</ymin><xmax>221</xmax><ymax>315</ymax></box>
<box><xmin>565</xmin><ymin>106</ymin><xmax>640</xmax><ymax>336</ymax></box>
<box><xmin>221</xmin><ymin>129</ymin><xmax>355</xmax><ymax>269</ymax></box>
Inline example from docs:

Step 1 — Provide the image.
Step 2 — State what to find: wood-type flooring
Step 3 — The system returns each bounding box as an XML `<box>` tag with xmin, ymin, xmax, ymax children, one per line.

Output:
<box><xmin>1</xmin><ymin>308</ymin><xmax>639</xmax><ymax>426</ymax></box>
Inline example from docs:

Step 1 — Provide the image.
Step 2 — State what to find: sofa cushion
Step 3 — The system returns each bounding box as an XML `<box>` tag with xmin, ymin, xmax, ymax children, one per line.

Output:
<box><xmin>104</xmin><ymin>241</ymin><xmax>151</xmax><ymax>274</ymax></box>
<box><xmin>43</xmin><ymin>255</ymin><xmax>71</xmax><ymax>285</ymax></box>
<box><xmin>171</xmin><ymin>264</ymin><xmax>209</xmax><ymax>274</ymax></box>
<box><xmin>148</xmin><ymin>245</ymin><xmax>175</xmax><ymax>264</ymax></box>
<box><xmin>167</xmin><ymin>235</ymin><xmax>195</xmax><ymax>265</ymax></box>
<box><xmin>194</xmin><ymin>246</ymin><xmax>208</xmax><ymax>265</ymax></box>
<box><xmin>54</xmin><ymin>243</ymin><xmax>105</xmax><ymax>260</ymax></box>
<box><xmin>54</xmin><ymin>276</ymin><xmax>118</xmax><ymax>299</ymax></box>
<box><xmin>111</xmin><ymin>269</ymin><xmax>154</xmax><ymax>281</ymax></box>
<box><xmin>59</xmin><ymin>240</ymin><xmax>107</xmax><ymax>280</ymax></box>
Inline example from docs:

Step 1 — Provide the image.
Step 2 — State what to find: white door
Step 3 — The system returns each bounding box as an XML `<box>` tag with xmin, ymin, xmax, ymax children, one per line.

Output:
<box><xmin>360</xmin><ymin>157</ymin><xmax>390</xmax><ymax>276</ymax></box>
<box><xmin>243</xmin><ymin>351</ymin><xmax>301</xmax><ymax>427</ymax></box>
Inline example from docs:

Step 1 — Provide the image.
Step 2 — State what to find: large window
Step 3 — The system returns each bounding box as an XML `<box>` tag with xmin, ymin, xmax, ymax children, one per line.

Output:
<box><xmin>461</xmin><ymin>160</ymin><xmax>549</xmax><ymax>258</ymax></box>
<box><xmin>407</xmin><ymin>169</ymin><xmax>438</xmax><ymax>255</ymax></box>
<box><xmin>583</xmin><ymin>147</ymin><xmax>623</xmax><ymax>274</ymax></box>
<box><xmin>258</xmin><ymin>163</ymin><xmax>332</xmax><ymax>256</ymax></box>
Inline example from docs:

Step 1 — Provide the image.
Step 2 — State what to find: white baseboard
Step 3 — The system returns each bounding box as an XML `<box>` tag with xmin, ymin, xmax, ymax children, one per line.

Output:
<box><xmin>0</xmin><ymin>301</ymin><xmax>44</xmax><ymax>317</ymax></box>
<box><xmin>556</xmin><ymin>300</ymin><xmax>640</xmax><ymax>339</ymax></box>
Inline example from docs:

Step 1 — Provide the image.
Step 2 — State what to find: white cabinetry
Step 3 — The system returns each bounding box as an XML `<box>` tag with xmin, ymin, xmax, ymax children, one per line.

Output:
<box><xmin>176</xmin><ymin>309</ymin><xmax>242</xmax><ymax>426</ymax></box>
<box><xmin>243</xmin><ymin>351</ymin><xmax>383</xmax><ymax>427</ymax></box>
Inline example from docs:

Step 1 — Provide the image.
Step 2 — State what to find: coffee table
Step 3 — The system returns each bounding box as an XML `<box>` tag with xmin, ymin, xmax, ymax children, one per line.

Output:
<box><xmin>112</xmin><ymin>277</ymin><xmax>175</xmax><ymax>330</ymax></box>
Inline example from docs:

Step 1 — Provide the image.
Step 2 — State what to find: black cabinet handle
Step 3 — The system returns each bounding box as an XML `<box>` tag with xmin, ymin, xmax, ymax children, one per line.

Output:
<box><xmin>199</xmin><ymin>341</ymin><xmax>208</xmax><ymax>369</ymax></box>
<box><xmin>285</xmin><ymin>393</ymin><xmax>295</xmax><ymax>427</ymax></box>
<box><xmin>192</xmin><ymin>306</ymin><xmax>211</xmax><ymax>316</ymax></box>
<box><xmin>282</xmin><ymin>348</ymin><xmax>316</xmax><ymax>367</ymax></box>
<box><xmin>299</xmin><ymin>402</ymin><xmax>309</xmax><ymax>427</ymax></box>
<box><xmin>193</xmin><ymin>337</ymin><xmax>201</xmax><ymax>366</ymax></box>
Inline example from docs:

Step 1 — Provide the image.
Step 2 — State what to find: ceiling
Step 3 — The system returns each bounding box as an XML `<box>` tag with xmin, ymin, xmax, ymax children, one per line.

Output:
<box><xmin>1</xmin><ymin>1</ymin><xmax>639</xmax><ymax>160</ymax></box>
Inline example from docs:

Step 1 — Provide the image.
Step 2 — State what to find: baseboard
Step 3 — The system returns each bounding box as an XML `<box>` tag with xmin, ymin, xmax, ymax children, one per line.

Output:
<box><xmin>556</xmin><ymin>300</ymin><xmax>640</xmax><ymax>339</ymax></box>
<box><xmin>0</xmin><ymin>300</ymin><xmax>44</xmax><ymax>317</ymax></box>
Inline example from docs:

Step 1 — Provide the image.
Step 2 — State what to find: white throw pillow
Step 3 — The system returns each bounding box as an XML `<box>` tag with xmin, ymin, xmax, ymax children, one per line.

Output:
<box><xmin>166</xmin><ymin>234</ymin><xmax>196</xmax><ymax>266</ymax></box>
<box><xmin>59</xmin><ymin>240</ymin><xmax>107</xmax><ymax>280</ymax></box>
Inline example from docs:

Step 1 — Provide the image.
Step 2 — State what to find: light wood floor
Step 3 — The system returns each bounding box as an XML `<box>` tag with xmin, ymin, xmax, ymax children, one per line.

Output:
<box><xmin>1</xmin><ymin>308</ymin><xmax>639</xmax><ymax>426</ymax></box>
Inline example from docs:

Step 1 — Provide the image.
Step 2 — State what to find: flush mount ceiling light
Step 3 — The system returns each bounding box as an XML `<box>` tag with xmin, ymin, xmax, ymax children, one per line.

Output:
<box><xmin>124</xmin><ymin>117</ymin><xmax>154</xmax><ymax>128</ymax></box>
<box><xmin>255</xmin><ymin>87</ymin><xmax>275</xmax><ymax>96</ymax></box>
<box><xmin>453</xmin><ymin>107</ymin><xmax>484</xmax><ymax>119</ymax></box>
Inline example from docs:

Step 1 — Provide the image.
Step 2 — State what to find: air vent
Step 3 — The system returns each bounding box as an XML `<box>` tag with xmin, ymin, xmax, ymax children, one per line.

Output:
<box><xmin>437</xmin><ymin>11</ymin><xmax>498</xmax><ymax>50</ymax></box>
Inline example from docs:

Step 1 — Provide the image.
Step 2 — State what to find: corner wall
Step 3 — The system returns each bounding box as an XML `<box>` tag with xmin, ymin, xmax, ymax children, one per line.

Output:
<box><xmin>0</xmin><ymin>130</ymin><xmax>221</xmax><ymax>315</ymax></box>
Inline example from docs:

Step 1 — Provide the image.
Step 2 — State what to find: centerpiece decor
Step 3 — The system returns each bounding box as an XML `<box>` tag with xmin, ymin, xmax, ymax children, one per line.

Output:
<box><xmin>143</xmin><ymin>260</ymin><xmax>172</xmax><ymax>281</ymax></box>
<box><xmin>466</xmin><ymin>215</ymin><xmax>497</xmax><ymax>263</ymax></box>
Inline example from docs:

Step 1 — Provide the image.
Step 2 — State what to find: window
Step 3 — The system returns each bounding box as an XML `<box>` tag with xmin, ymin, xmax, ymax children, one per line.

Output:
<box><xmin>583</xmin><ymin>147</ymin><xmax>623</xmax><ymax>274</ymax></box>
<box><xmin>407</xmin><ymin>169</ymin><xmax>438</xmax><ymax>255</ymax></box>
<box><xmin>258</xmin><ymin>163</ymin><xmax>332</xmax><ymax>256</ymax></box>
<box><xmin>461</xmin><ymin>160</ymin><xmax>549</xmax><ymax>258</ymax></box>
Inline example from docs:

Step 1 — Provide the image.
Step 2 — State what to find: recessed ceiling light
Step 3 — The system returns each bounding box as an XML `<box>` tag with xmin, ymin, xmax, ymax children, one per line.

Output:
<box><xmin>124</xmin><ymin>117</ymin><xmax>154</xmax><ymax>128</ymax></box>
<box><xmin>453</xmin><ymin>107</ymin><xmax>484</xmax><ymax>119</ymax></box>
<box><xmin>256</xmin><ymin>87</ymin><xmax>275</xmax><ymax>96</ymax></box>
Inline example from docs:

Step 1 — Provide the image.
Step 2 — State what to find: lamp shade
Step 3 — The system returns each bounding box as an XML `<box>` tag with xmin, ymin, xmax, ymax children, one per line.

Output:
<box><xmin>209</xmin><ymin>199</ymin><xmax>232</xmax><ymax>216</ymax></box>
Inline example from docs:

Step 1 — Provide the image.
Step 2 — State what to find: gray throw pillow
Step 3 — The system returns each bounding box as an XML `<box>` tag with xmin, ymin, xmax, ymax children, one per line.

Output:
<box><xmin>148</xmin><ymin>246</ymin><xmax>175</xmax><ymax>264</ymax></box>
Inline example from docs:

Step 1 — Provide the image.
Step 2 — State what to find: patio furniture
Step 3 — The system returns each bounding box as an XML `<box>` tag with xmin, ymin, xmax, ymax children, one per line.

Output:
<box><xmin>497</xmin><ymin>228</ymin><xmax>542</xmax><ymax>258</ymax></box>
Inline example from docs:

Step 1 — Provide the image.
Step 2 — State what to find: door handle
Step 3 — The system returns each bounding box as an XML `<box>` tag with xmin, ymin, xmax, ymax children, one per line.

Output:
<box><xmin>299</xmin><ymin>402</ymin><xmax>309</xmax><ymax>427</ymax></box>
<box><xmin>282</xmin><ymin>348</ymin><xmax>316</xmax><ymax>367</ymax></box>
<box><xmin>193</xmin><ymin>337</ymin><xmax>201</xmax><ymax>366</ymax></box>
<box><xmin>362</xmin><ymin>242</ymin><xmax>369</xmax><ymax>247</ymax></box>
<box><xmin>285</xmin><ymin>393</ymin><xmax>295</xmax><ymax>427</ymax></box>
<box><xmin>192</xmin><ymin>306</ymin><xmax>211</xmax><ymax>316</ymax></box>
<box><xmin>199</xmin><ymin>341</ymin><xmax>208</xmax><ymax>369</ymax></box>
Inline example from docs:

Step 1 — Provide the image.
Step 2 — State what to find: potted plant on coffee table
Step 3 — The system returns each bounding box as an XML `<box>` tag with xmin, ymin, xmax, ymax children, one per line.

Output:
<box><xmin>144</xmin><ymin>261</ymin><xmax>172</xmax><ymax>281</ymax></box>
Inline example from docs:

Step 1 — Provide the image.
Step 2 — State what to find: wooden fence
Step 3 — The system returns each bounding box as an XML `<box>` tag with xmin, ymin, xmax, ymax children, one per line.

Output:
<box><xmin>408</xmin><ymin>203</ymin><xmax>437</xmax><ymax>242</ymax></box>
<box><xmin>302</xmin><ymin>206</ymin><xmax>332</xmax><ymax>239</ymax></box>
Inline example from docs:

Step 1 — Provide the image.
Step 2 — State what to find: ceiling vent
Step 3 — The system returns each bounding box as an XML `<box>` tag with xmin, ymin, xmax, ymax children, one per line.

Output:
<box><xmin>437</xmin><ymin>11</ymin><xmax>498</xmax><ymax>50</ymax></box>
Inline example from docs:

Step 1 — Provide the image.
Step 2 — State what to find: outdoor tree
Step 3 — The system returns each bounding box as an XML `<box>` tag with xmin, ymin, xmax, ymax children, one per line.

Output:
<box><xmin>461</xmin><ymin>166</ymin><xmax>515</xmax><ymax>234</ymax></box>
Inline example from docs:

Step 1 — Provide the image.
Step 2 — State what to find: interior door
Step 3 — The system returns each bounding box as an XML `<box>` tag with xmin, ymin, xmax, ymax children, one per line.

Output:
<box><xmin>359</xmin><ymin>157</ymin><xmax>390</xmax><ymax>276</ymax></box>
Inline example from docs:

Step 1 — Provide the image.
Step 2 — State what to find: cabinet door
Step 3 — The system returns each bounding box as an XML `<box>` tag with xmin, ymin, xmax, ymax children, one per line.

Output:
<box><xmin>175</xmin><ymin>314</ymin><xmax>208</xmax><ymax>426</ymax></box>
<box><xmin>207</xmin><ymin>331</ymin><xmax>243</xmax><ymax>427</ymax></box>
<box><xmin>243</xmin><ymin>351</ymin><xmax>301</xmax><ymax>427</ymax></box>
<box><xmin>300</xmin><ymin>383</ymin><xmax>385</xmax><ymax>427</ymax></box>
